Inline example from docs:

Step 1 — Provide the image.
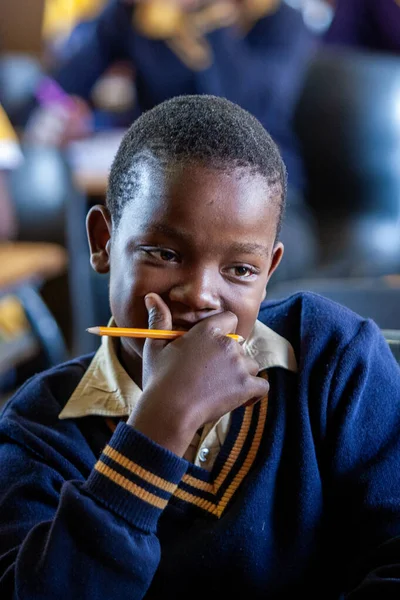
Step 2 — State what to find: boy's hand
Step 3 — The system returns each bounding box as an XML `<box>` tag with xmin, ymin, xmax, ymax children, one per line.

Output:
<box><xmin>127</xmin><ymin>293</ymin><xmax>269</xmax><ymax>456</ymax></box>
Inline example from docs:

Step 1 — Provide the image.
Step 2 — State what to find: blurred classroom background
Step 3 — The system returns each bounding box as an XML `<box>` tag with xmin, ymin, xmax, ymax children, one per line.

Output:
<box><xmin>1</xmin><ymin>0</ymin><xmax>400</xmax><ymax>404</ymax></box>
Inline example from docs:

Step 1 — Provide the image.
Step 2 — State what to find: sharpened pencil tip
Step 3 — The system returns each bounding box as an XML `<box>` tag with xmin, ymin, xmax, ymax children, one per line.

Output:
<box><xmin>86</xmin><ymin>327</ymin><xmax>100</xmax><ymax>335</ymax></box>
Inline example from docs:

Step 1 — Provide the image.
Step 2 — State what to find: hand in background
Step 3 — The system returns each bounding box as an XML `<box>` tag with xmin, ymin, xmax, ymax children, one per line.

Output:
<box><xmin>24</xmin><ymin>96</ymin><xmax>92</xmax><ymax>147</ymax></box>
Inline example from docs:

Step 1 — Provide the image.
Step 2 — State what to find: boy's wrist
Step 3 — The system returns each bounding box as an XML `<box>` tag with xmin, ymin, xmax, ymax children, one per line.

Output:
<box><xmin>83</xmin><ymin>422</ymin><xmax>188</xmax><ymax>531</ymax></box>
<box><xmin>127</xmin><ymin>391</ymin><xmax>197</xmax><ymax>457</ymax></box>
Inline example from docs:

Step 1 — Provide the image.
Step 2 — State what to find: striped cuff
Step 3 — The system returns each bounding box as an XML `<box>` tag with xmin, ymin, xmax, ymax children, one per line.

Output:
<box><xmin>83</xmin><ymin>422</ymin><xmax>188</xmax><ymax>532</ymax></box>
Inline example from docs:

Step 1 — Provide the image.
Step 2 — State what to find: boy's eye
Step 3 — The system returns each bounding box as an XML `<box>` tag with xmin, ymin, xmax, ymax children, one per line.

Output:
<box><xmin>143</xmin><ymin>248</ymin><xmax>179</xmax><ymax>262</ymax></box>
<box><xmin>227</xmin><ymin>265</ymin><xmax>258</xmax><ymax>279</ymax></box>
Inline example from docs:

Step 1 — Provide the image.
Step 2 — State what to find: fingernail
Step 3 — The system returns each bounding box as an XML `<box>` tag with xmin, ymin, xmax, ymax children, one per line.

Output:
<box><xmin>144</xmin><ymin>294</ymin><xmax>156</xmax><ymax>312</ymax></box>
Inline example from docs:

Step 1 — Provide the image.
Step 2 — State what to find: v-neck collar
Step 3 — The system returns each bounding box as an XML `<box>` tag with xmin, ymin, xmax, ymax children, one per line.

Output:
<box><xmin>173</xmin><ymin>394</ymin><xmax>268</xmax><ymax>518</ymax></box>
<box><xmin>103</xmin><ymin>374</ymin><xmax>269</xmax><ymax>519</ymax></box>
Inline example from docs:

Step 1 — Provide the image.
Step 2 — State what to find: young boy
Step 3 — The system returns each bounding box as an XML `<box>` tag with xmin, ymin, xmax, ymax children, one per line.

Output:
<box><xmin>1</xmin><ymin>95</ymin><xmax>400</xmax><ymax>599</ymax></box>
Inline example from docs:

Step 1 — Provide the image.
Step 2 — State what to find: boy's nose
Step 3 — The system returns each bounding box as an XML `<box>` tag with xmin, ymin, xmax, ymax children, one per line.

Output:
<box><xmin>169</xmin><ymin>269</ymin><xmax>221</xmax><ymax>312</ymax></box>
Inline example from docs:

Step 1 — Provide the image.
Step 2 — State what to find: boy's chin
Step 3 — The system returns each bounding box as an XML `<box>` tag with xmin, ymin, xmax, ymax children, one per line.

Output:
<box><xmin>120</xmin><ymin>335</ymin><xmax>145</xmax><ymax>360</ymax></box>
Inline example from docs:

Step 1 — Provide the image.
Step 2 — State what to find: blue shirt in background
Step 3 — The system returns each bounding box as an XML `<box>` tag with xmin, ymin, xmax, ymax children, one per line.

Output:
<box><xmin>54</xmin><ymin>0</ymin><xmax>316</xmax><ymax>192</ymax></box>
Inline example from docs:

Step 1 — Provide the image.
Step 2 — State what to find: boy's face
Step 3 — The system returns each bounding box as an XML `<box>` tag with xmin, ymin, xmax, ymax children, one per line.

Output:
<box><xmin>87</xmin><ymin>161</ymin><xmax>283</xmax><ymax>365</ymax></box>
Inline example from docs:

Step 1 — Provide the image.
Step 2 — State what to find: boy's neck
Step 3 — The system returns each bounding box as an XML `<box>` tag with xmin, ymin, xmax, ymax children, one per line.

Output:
<box><xmin>118</xmin><ymin>341</ymin><xmax>143</xmax><ymax>389</ymax></box>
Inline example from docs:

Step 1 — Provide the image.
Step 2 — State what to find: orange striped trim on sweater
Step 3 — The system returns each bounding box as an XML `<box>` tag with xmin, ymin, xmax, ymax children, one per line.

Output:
<box><xmin>94</xmin><ymin>461</ymin><xmax>169</xmax><ymax>510</ymax></box>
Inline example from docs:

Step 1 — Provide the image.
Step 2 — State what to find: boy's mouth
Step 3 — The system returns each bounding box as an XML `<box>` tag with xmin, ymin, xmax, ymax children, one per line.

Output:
<box><xmin>172</xmin><ymin>321</ymin><xmax>195</xmax><ymax>331</ymax></box>
<box><xmin>172</xmin><ymin>312</ymin><xmax>225</xmax><ymax>331</ymax></box>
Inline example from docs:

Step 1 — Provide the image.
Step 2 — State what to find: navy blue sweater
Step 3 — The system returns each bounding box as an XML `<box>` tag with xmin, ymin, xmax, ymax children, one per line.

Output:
<box><xmin>1</xmin><ymin>292</ymin><xmax>400</xmax><ymax>599</ymax></box>
<box><xmin>54</xmin><ymin>0</ymin><xmax>315</xmax><ymax>191</ymax></box>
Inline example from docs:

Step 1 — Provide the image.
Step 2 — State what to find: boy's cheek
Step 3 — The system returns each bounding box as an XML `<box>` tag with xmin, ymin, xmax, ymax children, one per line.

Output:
<box><xmin>110</xmin><ymin>263</ymin><xmax>163</xmax><ymax>310</ymax></box>
<box><xmin>233</xmin><ymin>290</ymin><xmax>266</xmax><ymax>340</ymax></box>
<box><xmin>110</xmin><ymin>291</ymin><xmax>148</xmax><ymax>330</ymax></box>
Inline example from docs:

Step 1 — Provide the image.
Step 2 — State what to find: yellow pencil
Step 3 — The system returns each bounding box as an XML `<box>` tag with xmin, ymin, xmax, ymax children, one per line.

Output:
<box><xmin>86</xmin><ymin>326</ymin><xmax>244</xmax><ymax>343</ymax></box>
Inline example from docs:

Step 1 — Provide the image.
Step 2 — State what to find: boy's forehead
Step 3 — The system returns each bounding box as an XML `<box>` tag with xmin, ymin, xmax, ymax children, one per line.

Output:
<box><xmin>118</xmin><ymin>160</ymin><xmax>280</xmax><ymax>242</ymax></box>
<box><xmin>128</xmin><ymin>159</ymin><xmax>279</xmax><ymax>209</ymax></box>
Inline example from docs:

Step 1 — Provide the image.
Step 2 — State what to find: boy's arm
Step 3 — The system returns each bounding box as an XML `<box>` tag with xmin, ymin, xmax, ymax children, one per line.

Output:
<box><xmin>325</xmin><ymin>320</ymin><xmax>400</xmax><ymax>597</ymax></box>
<box><xmin>0</xmin><ymin>421</ymin><xmax>188</xmax><ymax>598</ymax></box>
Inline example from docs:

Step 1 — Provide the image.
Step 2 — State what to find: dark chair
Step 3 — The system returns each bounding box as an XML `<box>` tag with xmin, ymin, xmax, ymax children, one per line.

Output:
<box><xmin>8</xmin><ymin>145</ymin><xmax>108</xmax><ymax>356</ymax></box>
<box><xmin>9</xmin><ymin>145</ymin><xmax>71</xmax><ymax>246</ymax></box>
<box><xmin>294</xmin><ymin>49</ymin><xmax>400</xmax><ymax>277</ymax></box>
<box><xmin>0</xmin><ymin>53</ymin><xmax>42</xmax><ymax>127</ymax></box>
<box><xmin>382</xmin><ymin>330</ymin><xmax>400</xmax><ymax>365</ymax></box>
<box><xmin>0</xmin><ymin>241</ymin><xmax>68</xmax><ymax>401</ymax></box>
<box><xmin>268</xmin><ymin>276</ymin><xmax>400</xmax><ymax>331</ymax></box>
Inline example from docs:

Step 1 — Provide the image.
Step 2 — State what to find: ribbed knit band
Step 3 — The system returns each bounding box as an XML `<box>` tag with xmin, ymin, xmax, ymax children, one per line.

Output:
<box><xmin>83</xmin><ymin>422</ymin><xmax>188</xmax><ymax>532</ymax></box>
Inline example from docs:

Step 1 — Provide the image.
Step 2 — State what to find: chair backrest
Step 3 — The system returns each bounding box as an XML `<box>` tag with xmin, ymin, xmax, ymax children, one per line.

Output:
<box><xmin>295</xmin><ymin>48</ymin><xmax>400</xmax><ymax>220</ymax></box>
<box><xmin>9</xmin><ymin>146</ymin><xmax>75</xmax><ymax>246</ymax></box>
<box><xmin>382</xmin><ymin>330</ymin><xmax>400</xmax><ymax>365</ymax></box>
<box><xmin>268</xmin><ymin>277</ymin><xmax>400</xmax><ymax>331</ymax></box>
<box><xmin>0</xmin><ymin>54</ymin><xmax>43</xmax><ymax>126</ymax></box>
<box><xmin>294</xmin><ymin>49</ymin><xmax>400</xmax><ymax>277</ymax></box>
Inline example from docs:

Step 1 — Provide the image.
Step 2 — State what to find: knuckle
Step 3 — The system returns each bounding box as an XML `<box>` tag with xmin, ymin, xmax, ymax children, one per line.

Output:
<box><xmin>148</xmin><ymin>309</ymin><xmax>163</xmax><ymax>328</ymax></box>
<box><xmin>237</xmin><ymin>368</ymin><xmax>251</xmax><ymax>390</ymax></box>
<box><xmin>206</xmin><ymin>322</ymin><xmax>221</xmax><ymax>336</ymax></box>
<box><xmin>258</xmin><ymin>379</ymin><xmax>270</xmax><ymax>396</ymax></box>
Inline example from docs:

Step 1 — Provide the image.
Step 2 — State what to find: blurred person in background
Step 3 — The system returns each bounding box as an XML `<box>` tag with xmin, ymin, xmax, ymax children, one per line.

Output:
<box><xmin>27</xmin><ymin>0</ymin><xmax>319</xmax><ymax>281</ymax></box>
<box><xmin>324</xmin><ymin>0</ymin><xmax>400</xmax><ymax>53</ymax></box>
<box><xmin>31</xmin><ymin>0</ymin><xmax>315</xmax><ymax>193</ymax></box>
<box><xmin>42</xmin><ymin>0</ymin><xmax>108</xmax><ymax>63</ymax></box>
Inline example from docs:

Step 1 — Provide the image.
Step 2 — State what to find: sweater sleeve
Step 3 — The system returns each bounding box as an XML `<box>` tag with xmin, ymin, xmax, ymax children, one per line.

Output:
<box><xmin>324</xmin><ymin>319</ymin><xmax>400</xmax><ymax>597</ymax></box>
<box><xmin>54</xmin><ymin>0</ymin><xmax>131</xmax><ymax>100</ymax></box>
<box><xmin>0</xmin><ymin>422</ymin><xmax>188</xmax><ymax>599</ymax></box>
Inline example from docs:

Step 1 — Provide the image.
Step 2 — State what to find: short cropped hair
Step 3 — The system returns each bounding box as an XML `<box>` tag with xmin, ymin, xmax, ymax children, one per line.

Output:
<box><xmin>107</xmin><ymin>95</ymin><xmax>287</xmax><ymax>236</ymax></box>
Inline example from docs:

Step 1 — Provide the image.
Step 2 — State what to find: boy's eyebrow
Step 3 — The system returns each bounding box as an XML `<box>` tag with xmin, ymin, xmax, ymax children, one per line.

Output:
<box><xmin>145</xmin><ymin>224</ymin><xmax>188</xmax><ymax>239</ymax></box>
<box><xmin>140</xmin><ymin>224</ymin><xmax>270</xmax><ymax>257</ymax></box>
<box><xmin>228</xmin><ymin>242</ymin><xmax>270</xmax><ymax>257</ymax></box>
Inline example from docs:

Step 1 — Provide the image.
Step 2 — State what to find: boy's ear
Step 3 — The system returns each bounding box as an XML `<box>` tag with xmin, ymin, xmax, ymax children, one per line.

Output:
<box><xmin>262</xmin><ymin>242</ymin><xmax>284</xmax><ymax>300</ymax></box>
<box><xmin>86</xmin><ymin>205</ymin><xmax>112</xmax><ymax>274</ymax></box>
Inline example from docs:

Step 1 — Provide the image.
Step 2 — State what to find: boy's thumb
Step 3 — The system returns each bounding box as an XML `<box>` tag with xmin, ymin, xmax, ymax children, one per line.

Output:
<box><xmin>144</xmin><ymin>293</ymin><xmax>172</xmax><ymax>331</ymax></box>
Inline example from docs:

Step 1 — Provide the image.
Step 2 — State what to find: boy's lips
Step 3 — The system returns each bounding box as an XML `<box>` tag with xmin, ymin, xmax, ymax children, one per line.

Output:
<box><xmin>172</xmin><ymin>312</ymin><xmax>225</xmax><ymax>331</ymax></box>
<box><xmin>172</xmin><ymin>317</ymin><xmax>212</xmax><ymax>331</ymax></box>
<box><xmin>172</xmin><ymin>321</ymin><xmax>195</xmax><ymax>331</ymax></box>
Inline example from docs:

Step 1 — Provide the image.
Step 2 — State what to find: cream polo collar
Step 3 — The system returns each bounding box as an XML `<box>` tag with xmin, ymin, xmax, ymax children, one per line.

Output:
<box><xmin>59</xmin><ymin>318</ymin><xmax>297</xmax><ymax>420</ymax></box>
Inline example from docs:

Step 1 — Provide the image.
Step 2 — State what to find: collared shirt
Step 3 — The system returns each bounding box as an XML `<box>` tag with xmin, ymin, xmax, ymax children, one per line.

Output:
<box><xmin>60</xmin><ymin>319</ymin><xmax>297</xmax><ymax>470</ymax></box>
